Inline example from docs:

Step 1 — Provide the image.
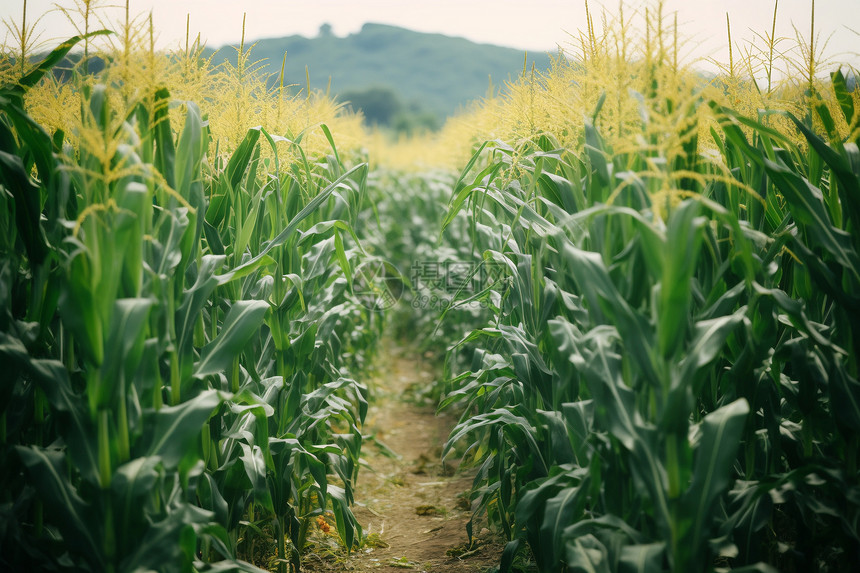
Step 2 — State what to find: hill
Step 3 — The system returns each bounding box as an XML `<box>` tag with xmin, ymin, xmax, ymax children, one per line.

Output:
<box><xmin>207</xmin><ymin>23</ymin><xmax>555</xmax><ymax>126</ymax></box>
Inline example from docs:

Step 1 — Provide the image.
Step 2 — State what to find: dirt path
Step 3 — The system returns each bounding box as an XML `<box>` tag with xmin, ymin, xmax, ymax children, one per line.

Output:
<box><xmin>303</xmin><ymin>340</ymin><xmax>503</xmax><ymax>572</ymax></box>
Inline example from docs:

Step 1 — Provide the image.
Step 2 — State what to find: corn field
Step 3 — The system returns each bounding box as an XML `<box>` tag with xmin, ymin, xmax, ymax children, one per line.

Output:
<box><xmin>1</xmin><ymin>1</ymin><xmax>859</xmax><ymax>572</ymax></box>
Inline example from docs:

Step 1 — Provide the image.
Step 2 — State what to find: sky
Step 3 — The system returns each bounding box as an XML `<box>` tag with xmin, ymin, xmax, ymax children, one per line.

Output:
<box><xmin>2</xmin><ymin>0</ymin><xmax>858</xmax><ymax>73</ymax></box>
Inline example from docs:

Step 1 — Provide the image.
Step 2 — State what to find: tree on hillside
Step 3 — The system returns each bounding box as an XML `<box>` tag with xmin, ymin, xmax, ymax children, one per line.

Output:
<box><xmin>339</xmin><ymin>86</ymin><xmax>403</xmax><ymax>125</ymax></box>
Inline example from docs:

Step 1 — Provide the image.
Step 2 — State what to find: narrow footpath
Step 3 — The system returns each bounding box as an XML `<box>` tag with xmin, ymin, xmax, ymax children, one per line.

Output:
<box><xmin>303</xmin><ymin>339</ymin><xmax>503</xmax><ymax>572</ymax></box>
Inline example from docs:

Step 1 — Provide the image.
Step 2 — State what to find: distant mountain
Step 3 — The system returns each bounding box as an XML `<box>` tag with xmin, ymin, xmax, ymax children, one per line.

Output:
<box><xmin>207</xmin><ymin>23</ymin><xmax>555</xmax><ymax>124</ymax></box>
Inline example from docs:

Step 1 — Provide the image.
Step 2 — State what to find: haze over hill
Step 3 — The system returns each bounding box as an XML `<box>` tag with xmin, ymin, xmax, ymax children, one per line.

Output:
<box><xmin>208</xmin><ymin>23</ymin><xmax>555</xmax><ymax>129</ymax></box>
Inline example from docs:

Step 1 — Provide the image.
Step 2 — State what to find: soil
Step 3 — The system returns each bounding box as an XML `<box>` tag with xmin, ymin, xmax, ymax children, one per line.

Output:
<box><xmin>302</xmin><ymin>340</ymin><xmax>504</xmax><ymax>573</ymax></box>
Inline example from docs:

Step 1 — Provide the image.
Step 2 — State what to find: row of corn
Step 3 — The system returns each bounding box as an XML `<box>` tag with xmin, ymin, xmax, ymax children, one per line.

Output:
<box><xmin>0</xmin><ymin>28</ymin><xmax>381</xmax><ymax>572</ymax></box>
<box><xmin>433</xmin><ymin>40</ymin><xmax>860</xmax><ymax>573</ymax></box>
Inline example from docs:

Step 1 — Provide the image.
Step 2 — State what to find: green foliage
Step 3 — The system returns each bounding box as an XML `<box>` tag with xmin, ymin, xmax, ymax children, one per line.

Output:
<box><xmin>0</xmin><ymin>35</ymin><xmax>379</xmax><ymax>572</ymax></box>
<box><xmin>339</xmin><ymin>85</ymin><xmax>440</xmax><ymax>135</ymax></box>
<box><xmin>340</xmin><ymin>86</ymin><xmax>403</xmax><ymax>126</ymax></box>
<box><xmin>433</xmin><ymin>74</ymin><xmax>860</xmax><ymax>572</ymax></box>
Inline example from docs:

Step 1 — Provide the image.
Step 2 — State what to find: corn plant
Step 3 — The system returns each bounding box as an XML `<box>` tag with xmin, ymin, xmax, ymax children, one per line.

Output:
<box><xmin>1</xmin><ymin>31</ymin><xmax>378</xmax><ymax>572</ymax></box>
<box><xmin>439</xmin><ymin>70</ymin><xmax>860</xmax><ymax>571</ymax></box>
<box><xmin>359</xmin><ymin>168</ymin><xmax>495</xmax><ymax>365</ymax></box>
<box><xmin>705</xmin><ymin>70</ymin><xmax>860</xmax><ymax>570</ymax></box>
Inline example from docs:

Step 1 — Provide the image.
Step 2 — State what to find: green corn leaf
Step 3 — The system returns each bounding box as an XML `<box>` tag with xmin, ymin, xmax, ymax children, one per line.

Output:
<box><xmin>788</xmin><ymin>237</ymin><xmax>860</xmax><ymax>312</ymax></box>
<box><xmin>180</xmin><ymin>177</ymin><xmax>206</xmax><ymax>267</ymax></box>
<box><xmin>790</xmin><ymin>114</ymin><xmax>860</xmax><ymax>237</ymax></box>
<box><xmin>538</xmin><ymin>170</ymin><xmax>580</xmax><ymax>213</ymax></box>
<box><xmin>830</xmin><ymin>363</ymin><xmax>860</xmax><ymax>433</ymax></box>
<box><xmin>584</xmin><ymin>120</ymin><xmax>611</xmax><ymax>189</ymax></box>
<box><xmin>681</xmin><ymin>398</ymin><xmax>749</xmax><ymax>566</ymax></box>
<box><xmin>677</xmin><ymin>307</ymin><xmax>746</xmax><ymax>384</ymax></box>
<box><xmin>542</xmin><ymin>483</ymin><xmax>589</xmax><ymax>566</ymax></box>
<box><xmin>203</xmin><ymin>219</ymin><xmax>226</xmax><ymax>255</ymax></box>
<box><xmin>763</xmin><ymin>157</ymin><xmax>860</xmax><ymax>278</ymax></box>
<box><xmin>298</xmin><ymin>220</ymin><xmax>366</xmax><ymax>256</ymax></box>
<box><xmin>95</xmin><ymin>298</ymin><xmax>153</xmax><ymax>410</ymax></box>
<box><xmin>116</xmin><ymin>181</ymin><xmax>148</xmax><ymax>297</ymax></box>
<box><xmin>2</xmin><ymin>31</ymin><xmax>111</xmax><ymax>96</ymax></box>
<box><xmin>215</xmin><ymin>254</ymin><xmax>276</xmax><ymax>286</ymax></box>
<box><xmin>234</xmin><ymin>185</ymin><xmax>264</xmax><ymax>262</ymax></box>
<box><xmin>831</xmin><ymin>70</ymin><xmax>856</xmax><ymax>130</ymax></box>
<box><xmin>563</xmin><ymin>514</ymin><xmax>651</xmax><ymax>547</ymax></box>
<box><xmin>112</xmin><ymin>456</ymin><xmax>161</xmax><ymax>554</ymax></box>
<box><xmin>229</xmin><ymin>398</ymin><xmax>276</xmax><ymax>471</ymax></box>
<box><xmin>452</xmin><ymin>140</ymin><xmax>490</xmax><ymax>196</ymax></box>
<box><xmin>176</xmin><ymin>255</ymin><xmax>225</xmax><ymax>360</ymax></box>
<box><xmin>333</xmin><ymin>228</ymin><xmax>352</xmax><ymax>287</ymax></box>
<box><xmin>0</xmin><ymin>150</ymin><xmax>48</xmax><ymax>265</ymax></box>
<box><xmin>174</xmin><ymin>101</ymin><xmax>206</xmax><ymax>199</ymax></box>
<box><xmin>499</xmin><ymin>538</ymin><xmax>524</xmax><ymax>573</ymax></box>
<box><xmin>516</xmin><ymin>470</ymin><xmax>579</xmax><ymax>526</ymax></box>
<box><xmin>329</xmin><ymin>484</ymin><xmax>361</xmax><ymax>552</ymax></box>
<box><xmin>15</xmin><ymin>446</ymin><xmax>103</xmax><ymax>568</ymax></box>
<box><xmin>112</xmin><ymin>456</ymin><xmax>160</xmax><ymax>505</ymax></box>
<box><xmin>618</xmin><ymin>543</ymin><xmax>665</xmax><ymax>573</ymax></box>
<box><xmin>659</xmin><ymin>200</ymin><xmax>706</xmax><ymax>360</ymax></box>
<box><xmin>813</xmin><ymin>96</ymin><xmax>840</xmax><ymax>142</ymax></box>
<box><xmin>722</xmin><ymin>565</ymin><xmax>780</xmax><ymax>573</ymax></box>
<box><xmin>560</xmin><ymin>400</ymin><xmax>595</xmax><ymax>465</ymax></box>
<box><xmin>712</xmin><ymin>104</ymin><xmax>798</xmax><ymax>157</ymax></box>
<box><xmin>259</xmin><ymin>128</ymin><xmax>287</xmax><ymax>185</ymax></box>
<box><xmin>226</xmin><ymin>163</ymin><xmax>367</xmax><ymax>279</ymax></box>
<box><xmin>197</xmin><ymin>558</ymin><xmax>270</xmax><ymax>573</ymax></box>
<box><xmin>564</xmin><ymin>533</ymin><xmax>611</xmax><ymax>573</ymax></box>
<box><xmin>198</xmin><ymin>472</ymin><xmax>230</xmax><ymax>526</ymax></box>
<box><xmin>441</xmin><ymin>160</ymin><xmax>504</xmax><ymax>232</ymax></box>
<box><xmin>27</xmin><ymin>359</ymin><xmax>100</xmax><ymax>484</ymax></box>
<box><xmin>239</xmin><ymin>443</ymin><xmax>274</xmax><ymax>513</ymax></box>
<box><xmin>195</xmin><ymin>300</ymin><xmax>268</xmax><ymax>378</ymax></box>
<box><xmin>205</xmin><ymin>183</ymin><xmax>229</xmax><ymax>228</ymax></box>
<box><xmin>320</xmin><ymin>123</ymin><xmax>342</xmax><ymax>167</ymax></box>
<box><xmin>121</xmin><ymin>501</ymin><xmax>217</xmax><ymax>572</ymax></box>
<box><xmin>698</xmin><ymin>281</ymin><xmax>745</xmax><ymax>321</ymax></box>
<box><xmin>150</xmin><ymin>87</ymin><xmax>176</xmax><ymax>188</ymax></box>
<box><xmin>0</xmin><ymin>98</ymin><xmax>56</xmax><ymax>200</ymax></box>
<box><xmin>538</xmin><ymin>409</ymin><xmax>575</xmax><ymax>464</ymax></box>
<box><xmin>226</xmin><ymin>127</ymin><xmax>262</xmax><ymax>191</ymax></box>
<box><xmin>152</xmin><ymin>206</ymin><xmax>190</xmax><ymax>276</ymax></box>
<box><xmin>561</xmin><ymin>243</ymin><xmax>659</xmax><ymax>387</ymax></box>
<box><xmin>751</xmin><ymin>283</ymin><xmax>833</xmax><ymax>347</ymax></box>
<box><xmin>0</xmin><ymin>331</ymin><xmax>26</xmax><ymax>412</ymax></box>
<box><xmin>571</xmin><ymin>327</ymin><xmax>638</xmax><ymax>450</ymax></box>
<box><xmin>145</xmin><ymin>389</ymin><xmax>224</xmax><ymax>468</ymax></box>
<box><xmin>574</xmin><ymin>329</ymin><xmax>672</xmax><ymax>531</ymax></box>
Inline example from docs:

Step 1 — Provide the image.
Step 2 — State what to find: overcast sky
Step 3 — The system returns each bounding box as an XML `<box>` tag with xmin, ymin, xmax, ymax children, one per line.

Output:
<box><xmin>2</xmin><ymin>1</ymin><xmax>858</xmax><ymax>73</ymax></box>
